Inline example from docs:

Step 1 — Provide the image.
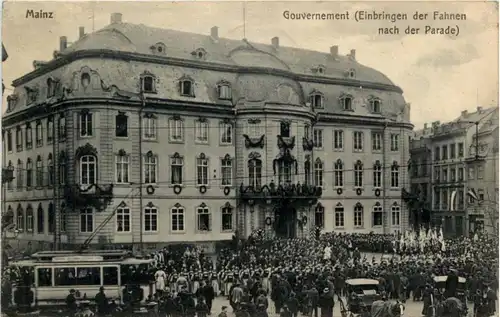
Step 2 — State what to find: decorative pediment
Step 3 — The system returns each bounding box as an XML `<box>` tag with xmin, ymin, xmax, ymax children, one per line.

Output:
<box><xmin>146</xmin><ymin>202</ymin><xmax>155</xmax><ymax>208</ymax></box>
<box><xmin>248</xmin><ymin>152</ymin><xmax>261</xmax><ymax>160</ymax></box>
<box><xmin>198</xmin><ymin>153</ymin><xmax>207</xmax><ymax>159</ymax></box>
<box><xmin>170</xmin><ymin>115</ymin><xmax>182</xmax><ymax>121</ymax></box>
<box><xmin>199</xmin><ymin>202</ymin><xmax>207</xmax><ymax>208</ymax></box>
<box><xmin>179</xmin><ymin>75</ymin><xmax>194</xmax><ymax>83</ymax></box>
<box><xmin>117</xmin><ymin>149</ymin><xmax>127</xmax><ymax>157</ymax></box>
<box><xmin>336</xmin><ymin>202</ymin><xmax>343</xmax><ymax>207</ymax></box>
<box><xmin>197</xmin><ymin>117</ymin><xmax>208</xmax><ymax>123</ymax></box>
<box><xmin>309</xmin><ymin>89</ymin><xmax>324</xmax><ymax>97</ymax></box>
<box><xmin>174</xmin><ymin>202</ymin><xmax>182</xmax><ymax>208</ymax></box>
<box><xmin>143</xmin><ymin>112</ymin><xmax>157</xmax><ymax>119</ymax></box>
<box><xmin>336</xmin><ymin>159</ymin><xmax>342</xmax><ymax>165</ymax></box>
<box><xmin>223</xmin><ymin>154</ymin><xmax>232</xmax><ymax>160</ymax></box>
<box><xmin>392</xmin><ymin>161</ymin><xmax>399</xmax><ymax>167</ymax></box>
<box><xmin>355</xmin><ymin>202</ymin><xmax>363</xmax><ymax>208</ymax></box>
<box><xmin>217</xmin><ymin>80</ymin><xmax>231</xmax><ymax>87</ymax></box>
<box><xmin>146</xmin><ymin>151</ymin><xmax>154</xmax><ymax>157</ymax></box>
<box><xmin>172</xmin><ymin>152</ymin><xmax>183</xmax><ymax>159</ymax></box>
<box><xmin>339</xmin><ymin>92</ymin><xmax>353</xmax><ymax>100</ymax></box>
<box><xmin>222</xmin><ymin>202</ymin><xmax>233</xmax><ymax>209</ymax></box>
<box><xmin>75</xmin><ymin>143</ymin><xmax>98</xmax><ymax>159</ymax></box>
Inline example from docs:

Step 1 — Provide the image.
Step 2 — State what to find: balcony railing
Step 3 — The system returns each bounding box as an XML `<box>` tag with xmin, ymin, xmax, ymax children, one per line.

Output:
<box><xmin>63</xmin><ymin>183</ymin><xmax>114</xmax><ymax>211</ymax></box>
<box><xmin>239</xmin><ymin>181</ymin><xmax>322</xmax><ymax>206</ymax></box>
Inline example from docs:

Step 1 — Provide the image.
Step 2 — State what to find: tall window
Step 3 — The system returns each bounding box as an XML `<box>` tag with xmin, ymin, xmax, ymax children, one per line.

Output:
<box><xmin>391</xmin><ymin>163</ymin><xmax>399</xmax><ymax>188</ymax></box>
<box><xmin>16</xmin><ymin>205</ymin><xmax>24</xmax><ymax>231</ymax></box>
<box><xmin>390</xmin><ymin>134</ymin><xmax>399</xmax><ymax>151</ymax></box>
<box><xmin>16</xmin><ymin>126</ymin><xmax>23</xmax><ymax>152</ymax></box>
<box><xmin>59</xmin><ymin>152</ymin><xmax>66</xmax><ymax>185</ymax></box>
<box><xmin>315</xmin><ymin>204</ymin><xmax>324</xmax><ymax>228</ymax></box>
<box><xmin>278</xmin><ymin>162</ymin><xmax>292</xmax><ymax>184</ymax></box>
<box><xmin>372</xmin><ymin>132</ymin><xmax>382</xmax><ymax>151</ymax></box>
<box><xmin>36</xmin><ymin>156</ymin><xmax>43</xmax><ymax>187</ymax></box>
<box><xmin>144</xmin><ymin>205</ymin><xmax>158</xmax><ymax>232</ymax></box>
<box><xmin>116</xmin><ymin>153</ymin><xmax>130</xmax><ymax>183</ymax></box>
<box><xmin>354</xmin><ymin>203</ymin><xmax>363</xmax><ymax>228</ymax></box>
<box><xmin>333</xmin><ymin>130</ymin><xmax>343</xmax><ymax>150</ymax></box>
<box><xmin>26</xmin><ymin>159</ymin><xmax>33</xmax><ymax>189</ymax></box>
<box><xmin>37</xmin><ymin>205</ymin><xmax>44</xmax><ymax>234</ymax></box>
<box><xmin>171</xmin><ymin>205</ymin><xmax>185</xmax><ymax>232</ymax></box>
<box><xmin>170</xmin><ymin>153</ymin><xmax>183</xmax><ymax>185</ymax></box>
<box><xmin>115</xmin><ymin>113</ymin><xmax>128</xmax><ymax>138</ymax></box>
<box><xmin>26</xmin><ymin>205</ymin><xmax>34</xmax><ymax>232</ymax></box>
<box><xmin>442</xmin><ymin>145</ymin><xmax>448</xmax><ymax>160</ymax></box>
<box><xmin>58</xmin><ymin>114</ymin><xmax>66</xmax><ymax>140</ymax></box>
<box><xmin>116</xmin><ymin>206</ymin><xmax>131</xmax><ymax>232</ymax></box>
<box><xmin>36</xmin><ymin>121</ymin><xmax>43</xmax><ymax>147</ymax></box>
<box><xmin>80</xmin><ymin>208</ymin><xmax>94</xmax><ymax>233</ymax></box>
<box><xmin>197</xmin><ymin>204</ymin><xmax>211</xmax><ymax>231</ymax></box>
<box><xmin>370</xmin><ymin>99</ymin><xmax>381</xmax><ymax>113</ymax></box>
<box><xmin>80</xmin><ymin>112</ymin><xmax>93</xmax><ymax>137</ymax></box>
<box><xmin>310</xmin><ymin>93</ymin><xmax>324</xmax><ymax>108</ymax></box>
<box><xmin>334</xmin><ymin>203</ymin><xmax>344</xmax><ymax>228</ymax></box>
<box><xmin>222</xmin><ymin>205</ymin><xmax>233</xmax><ymax>231</ymax></box>
<box><xmin>47</xmin><ymin>117</ymin><xmax>54</xmax><ymax>143</ymax></box>
<box><xmin>434</xmin><ymin>147</ymin><xmax>440</xmax><ymax>161</ymax></box>
<box><xmin>144</xmin><ymin>153</ymin><xmax>157</xmax><ymax>184</ymax></box>
<box><xmin>391</xmin><ymin>204</ymin><xmax>400</xmax><ymax>226</ymax></box>
<box><xmin>195</xmin><ymin>120</ymin><xmax>209</xmax><ymax>143</ymax></box>
<box><xmin>60</xmin><ymin>204</ymin><xmax>66</xmax><ymax>232</ymax></box>
<box><xmin>341</xmin><ymin>96</ymin><xmax>353</xmax><ymax>111</ymax></box>
<box><xmin>354</xmin><ymin>161</ymin><xmax>363</xmax><ymax>187</ymax></box>
<box><xmin>6</xmin><ymin>161</ymin><xmax>14</xmax><ymax>191</ymax></box>
<box><xmin>169</xmin><ymin>118</ymin><xmax>184</xmax><ymax>142</ymax></box>
<box><xmin>313</xmin><ymin>129</ymin><xmax>323</xmax><ymax>149</ymax></box>
<box><xmin>248</xmin><ymin>159</ymin><xmax>262</xmax><ymax>188</ymax></box>
<box><xmin>16</xmin><ymin>160</ymin><xmax>23</xmax><ymax>190</ymax></box>
<box><xmin>196</xmin><ymin>154</ymin><xmax>209</xmax><ymax>186</ymax></box>
<box><xmin>141</xmin><ymin>75</ymin><xmax>156</xmax><ymax>93</ymax></box>
<box><xmin>314</xmin><ymin>159</ymin><xmax>323</xmax><ymax>188</ymax></box>
<box><xmin>143</xmin><ymin>115</ymin><xmax>157</xmax><ymax>140</ymax></box>
<box><xmin>458</xmin><ymin>143</ymin><xmax>464</xmax><ymax>157</ymax></box>
<box><xmin>280</xmin><ymin>122</ymin><xmax>290</xmax><ymax>138</ymax></box>
<box><xmin>25</xmin><ymin>123</ymin><xmax>33</xmax><ymax>149</ymax></box>
<box><xmin>373</xmin><ymin>203</ymin><xmax>383</xmax><ymax>227</ymax></box>
<box><xmin>373</xmin><ymin>162</ymin><xmax>382</xmax><ymax>188</ymax></box>
<box><xmin>48</xmin><ymin>203</ymin><xmax>55</xmax><ymax>233</ymax></box>
<box><xmin>450</xmin><ymin>143</ymin><xmax>456</xmax><ymax>158</ymax></box>
<box><xmin>353</xmin><ymin>131</ymin><xmax>363</xmax><ymax>151</ymax></box>
<box><xmin>80</xmin><ymin>156</ymin><xmax>97</xmax><ymax>187</ymax></box>
<box><xmin>179</xmin><ymin>79</ymin><xmax>194</xmax><ymax>97</ymax></box>
<box><xmin>218</xmin><ymin>83</ymin><xmax>232</xmax><ymax>100</ymax></box>
<box><xmin>334</xmin><ymin>159</ymin><xmax>344</xmax><ymax>187</ymax></box>
<box><xmin>304</xmin><ymin>160</ymin><xmax>311</xmax><ymax>185</ymax></box>
<box><xmin>221</xmin><ymin>155</ymin><xmax>232</xmax><ymax>186</ymax></box>
<box><xmin>220</xmin><ymin>122</ymin><xmax>232</xmax><ymax>144</ymax></box>
<box><xmin>7</xmin><ymin>130</ymin><xmax>12</xmax><ymax>152</ymax></box>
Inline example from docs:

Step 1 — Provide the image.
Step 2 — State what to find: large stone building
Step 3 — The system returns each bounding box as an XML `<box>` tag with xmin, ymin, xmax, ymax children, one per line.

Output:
<box><xmin>410</xmin><ymin>107</ymin><xmax>498</xmax><ymax>236</ymax></box>
<box><xmin>2</xmin><ymin>13</ymin><xmax>412</xmax><ymax>250</ymax></box>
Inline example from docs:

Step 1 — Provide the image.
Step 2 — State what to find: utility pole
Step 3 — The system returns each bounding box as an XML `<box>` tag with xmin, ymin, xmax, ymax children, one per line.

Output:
<box><xmin>139</xmin><ymin>90</ymin><xmax>145</xmax><ymax>253</ymax></box>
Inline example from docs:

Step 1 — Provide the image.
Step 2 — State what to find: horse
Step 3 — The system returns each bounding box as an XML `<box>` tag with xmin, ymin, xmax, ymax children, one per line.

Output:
<box><xmin>435</xmin><ymin>297</ymin><xmax>466</xmax><ymax>317</ymax></box>
<box><xmin>371</xmin><ymin>300</ymin><xmax>405</xmax><ymax>317</ymax></box>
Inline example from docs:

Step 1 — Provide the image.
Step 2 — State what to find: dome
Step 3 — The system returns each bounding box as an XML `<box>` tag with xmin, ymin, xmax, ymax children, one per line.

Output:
<box><xmin>229</xmin><ymin>46</ymin><xmax>290</xmax><ymax>71</ymax></box>
<box><xmin>234</xmin><ymin>74</ymin><xmax>304</xmax><ymax>105</ymax></box>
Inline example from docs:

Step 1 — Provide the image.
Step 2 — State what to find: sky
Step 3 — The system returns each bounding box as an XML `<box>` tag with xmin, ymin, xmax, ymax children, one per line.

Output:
<box><xmin>1</xmin><ymin>1</ymin><xmax>498</xmax><ymax>129</ymax></box>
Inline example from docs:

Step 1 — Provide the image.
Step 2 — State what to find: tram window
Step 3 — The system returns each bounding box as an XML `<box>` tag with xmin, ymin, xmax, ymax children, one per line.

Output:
<box><xmin>54</xmin><ymin>267</ymin><xmax>76</xmax><ymax>286</ymax></box>
<box><xmin>37</xmin><ymin>268</ymin><xmax>52</xmax><ymax>287</ymax></box>
<box><xmin>103</xmin><ymin>267</ymin><xmax>118</xmax><ymax>285</ymax></box>
<box><xmin>76</xmin><ymin>267</ymin><xmax>101</xmax><ymax>285</ymax></box>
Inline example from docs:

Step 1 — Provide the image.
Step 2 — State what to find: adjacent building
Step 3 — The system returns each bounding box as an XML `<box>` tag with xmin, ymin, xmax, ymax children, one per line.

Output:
<box><xmin>410</xmin><ymin>106</ymin><xmax>498</xmax><ymax>236</ymax></box>
<box><xmin>2</xmin><ymin>13</ymin><xmax>413</xmax><ymax>250</ymax></box>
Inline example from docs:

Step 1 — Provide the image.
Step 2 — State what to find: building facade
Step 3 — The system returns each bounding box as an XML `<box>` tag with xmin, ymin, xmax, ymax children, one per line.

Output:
<box><xmin>2</xmin><ymin>13</ymin><xmax>412</xmax><ymax>250</ymax></box>
<box><xmin>410</xmin><ymin>107</ymin><xmax>498</xmax><ymax>237</ymax></box>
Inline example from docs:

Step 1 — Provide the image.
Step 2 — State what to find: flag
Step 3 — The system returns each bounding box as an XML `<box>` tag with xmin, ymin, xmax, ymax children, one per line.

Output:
<box><xmin>441</xmin><ymin>240</ymin><xmax>446</xmax><ymax>252</ymax></box>
<box><xmin>473</xmin><ymin>233</ymin><xmax>479</xmax><ymax>242</ymax></box>
<box><xmin>467</xmin><ymin>188</ymin><xmax>479</xmax><ymax>201</ymax></box>
<box><xmin>450</xmin><ymin>190</ymin><xmax>457</xmax><ymax>211</ymax></box>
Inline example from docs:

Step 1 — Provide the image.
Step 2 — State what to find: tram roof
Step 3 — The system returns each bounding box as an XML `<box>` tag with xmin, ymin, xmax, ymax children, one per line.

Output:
<box><xmin>30</xmin><ymin>250</ymin><xmax>132</xmax><ymax>261</ymax></box>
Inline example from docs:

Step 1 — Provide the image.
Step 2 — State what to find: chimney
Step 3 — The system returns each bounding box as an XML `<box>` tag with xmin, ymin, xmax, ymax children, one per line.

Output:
<box><xmin>424</xmin><ymin>123</ymin><xmax>428</xmax><ymax>129</ymax></box>
<box><xmin>461</xmin><ymin>110</ymin><xmax>468</xmax><ymax>117</ymax></box>
<box><xmin>59</xmin><ymin>36</ymin><xmax>67</xmax><ymax>51</ymax></box>
<box><xmin>477</xmin><ymin>106</ymin><xmax>483</xmax><ymax>113</ymax></box>
<box><xmin>349</xmin><ymin>49</ymin><xmax>356</xmax><ymax>60</ymax></box>
<box><xmin>271</xmin><ymin>37</ymin><xmax>279</xmax><ymax>49</ymax></box>
<box><xmin>210</xmin><ymin>26</ymin><xmax>219</xmax><ymax>40</ymax></box>
<box><xmin>110</xmin><ymin>13</ymin><xmax>122</xmax><ymax>24</ymax></box>
<box><xmin>78</xmin><ymin>27</ymin><xmax>85</xmax><ymax>39</ymax></box>
<box><xmin>330</xmin><ymin>45</ymin><xmax>338</xmax><ymax>58</ymax></box>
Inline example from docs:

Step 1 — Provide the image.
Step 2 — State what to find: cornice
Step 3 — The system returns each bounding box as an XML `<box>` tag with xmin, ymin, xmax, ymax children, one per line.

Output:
<box><xmin>317</xmin><ymin>113</ymin><xmax>414</xmax><ymax>130</ymax></box>
<box><xmin>236</xmin><ymin>107</ymin><xmax>316</xmax><ymax>121</ymax></box>
<box><xmin>12</xmin><ymin>49</ymin><xmax>404</xmax><ymax>94</ymax></box>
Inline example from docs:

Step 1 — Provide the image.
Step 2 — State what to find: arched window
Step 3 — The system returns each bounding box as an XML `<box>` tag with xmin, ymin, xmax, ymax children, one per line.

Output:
<box><xmin>16</xmin><ymin>159</ymin><xmax>23</xmax><ymax>189</ymax></box>
<box><xmin>80</xmin><ymin>155</ymin><xmax>97</xmax><ymax>188</ymax></box>
<box><xmin>196</xmin><ymin>153</ymin><xmax>209</xmax><ymax>186</ymax></box>
<box><xmin>58</xmin><ymin>114</ymin><xmax>66</xmax><ymax>140</ymax></box>
<box><xmin>144</xmin><ymin>151</ymin><xmax>157</xmax><ymax>184</ymax></box>
<box><xmin>144</xmin><ymin>203</ymin><xmax>158</xmax><ymax>232</ymax></box>
<box><xmin>116</xmin><ymin>204</ymin><xmax>131</xmax><ymax>233</ymax></box>
<box><xmin>140</xmin><ymin>75</ymin><xmax>156</xmax><ymax>93</ymax></box>
<box><xmin>370</xmin><ymin>97</ymin><xmax>381</xmax><ymax>113</ymax></box>
<box><xmin>354</xmin><ymin>160</ymin><xmax>363</xmax><ymax>187</ymax></box>
<box><xmin>221</xmin><ymin>203</ymin><xmax>234</xmax><ymax>231</ymax></box>
<box><xmin>4</xmin><ymin>205</ymin><xmax>14</xmax><ymax>228</ymax></box>
<box><xmin>26</xmin><ymin>204</ymin><xmax>34</xmax><ymax>232</ymax></box>
<box><xmin>314</xmin><ymin>158</ymin><xmax>323</xmax><ymax>188</ymax></box>
<box><xmin>37</xmin><ymin>204</ymin><xmax>44</xmax><ymax>234</ymax></box>
<box><xmin>25</xmin><ymin>123</ymin><xmax>33</xmax><ymax>149</ymax></box>
<box><xmin>373</xmin><ymin>161</ymin><xmax>382</xmax><ymax>188</ymax></box>
<box><xmin>48</xmin><ymin>203</ymin><xmax>55</xmax><ymax>233</ymax></box>
<box><xmin>47</xmin><ymin>153</ymin><xmax>54</xmax><ymax>186</ymax></box>
<box><xmin>248</xmin><ymin>158</ymin><xmax>262</xmax><ymax>188</ymax></box>
<box><xmin>179</xmin><ymin>77</ymin><xmax>194</xmax><ymax>97</ymax></box>
<box><xmin>171</xmin><ymin>203</ymin><xmax>185</xmax><ymax>232</ymax></box>
<box><xmin>16</xmin><ymin>204</ymin><xmax>24</xmax><ymax>231</ymax></box>
<box><xmin>315</xmin><ymin>204</ymin><xmax>324</xmax><ymax>228</ymax></box>
<box><xmin>391</xmin><ymin>162</ymin><xmax>399</xmax><ymax>188</ymax></box>
<box><xmin>26</xmin><ymin>158</ymin><xmax>33</xmax><ymax>189</ymax></box>
<box><xmin>196</xmin><ymin>203</ymin><xmax>211</xmax><ymax>232</ymax></box>
<box><xmin>334</xmin><ymin>159</ymin><xmax>343</xmax><ymax>187</ymax></box>
<box><xmin>36</xmin><ymin>155</ymin><xmax>43</xmax><ymax>187</ymax></box>
<box><xmin>170</xmin><ymin>152</ymin><xmax>184</xmax><ymax>185</ymax></box>
<box><xmin>36</xmin><ymin>120</ymin><xmax>43</xmax><ymax>146</ymax></box>
<box><xmin>115</xmin><ymin>151</ymin><xmax>130</xmax><ymax>184</ymax></box>
<box><xmin>354</xmin><ymin>203</ymin><xmax>363</xmax><ymax>228</ymax></box>
<box><xmin>391</xmin><ymin>203</ymin><xmax>401</xmax><ymax>226</ymax></box>
<box><xmin>334</xmin><ymin>203</ymin><xmax>344</xmax><ymax>228</ymax></box>
<box><xmin>340</xmin><ymin>94</ymin><xmax>353</xmax><ymax>111</ymax></box>
<box><xmin>221</xmin><ymin>154</ymin><xmax>232</xmax><ymax>186</ymax></box>
<box><xmin>47</xmin><ymin>116</ymin><xmax>54</xmax><ymax>142</ymax></box>
<box><xmin>372</xmin><ymin>202</ymin><xmax>383</xmax><ymax>227</ymax></box>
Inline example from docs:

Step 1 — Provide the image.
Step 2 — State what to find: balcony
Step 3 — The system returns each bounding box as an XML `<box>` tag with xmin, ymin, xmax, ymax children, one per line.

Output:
<box><xmin>63</xmin><ymin>183</ymin><xmax>114</xmax><ymax>211</ymax></box>
<box><xmin>239</xmin><ymin>181</ymin><xmax>322</xmax><ymax>207</ymax></box>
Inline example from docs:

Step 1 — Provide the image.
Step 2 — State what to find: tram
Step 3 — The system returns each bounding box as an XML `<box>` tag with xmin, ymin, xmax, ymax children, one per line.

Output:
<box><xmin>9</xmin><ymin>250</ymin><xmax>155</xmax><ymax>308</ymax></box>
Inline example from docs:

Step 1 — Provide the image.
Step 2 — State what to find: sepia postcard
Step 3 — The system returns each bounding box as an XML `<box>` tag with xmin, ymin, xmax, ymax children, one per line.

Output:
<box><xmin>0</xmin><ymin>1</ymin><xmax>499</xmax><ymax>315</ymax></box>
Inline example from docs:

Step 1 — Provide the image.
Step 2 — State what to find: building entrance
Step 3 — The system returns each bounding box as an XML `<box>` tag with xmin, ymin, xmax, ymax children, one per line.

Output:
<box><xmin>275</xmin><ymin>207</ymin><xmax>297</xmax><ymax>238</ymax></box>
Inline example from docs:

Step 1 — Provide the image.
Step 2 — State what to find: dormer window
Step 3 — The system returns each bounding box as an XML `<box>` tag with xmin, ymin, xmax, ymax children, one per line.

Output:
<box><xmin>340</xmin><ymin>94</ymin><xmax>353</xmax><ymax>111</ymax></box>
<box><xmin>47</xmin><ymin>78</ymin><xmax>54</xmax><ymax>98</ymax></box>
<box><xmin>179</xmin><ymin>77</ymin><xmax>195</xmax><ymax>97</ymax></box>
<box><xmin>25</xmin><ymin>87</ymin><xmax>38</xmax><ymax>105</ymax></box>
<box><xmin>140</xmin><ymin>73</ymin><xmax>156</xmax><ymax>93</ymax></box>
<box><xmin>370</xmin><ymin>97</ymin><xmax>381</xmax><ymax>113</ymax></box>
<box><xmin>192</xmin><ymin>48</ymin><xmax>207</xmax><ymax>59</ymax></box>
<box><xmin>312</xmin><ymin>65</ymin><xmax>326</xmax><ymax>74</ymax></box>
<box><xmin>150</xmin><ymin>42</ymin><xmax>166</xmax><ymax>54</ymax></box>
<box><xmin>309</xmin><ymin>91</ymin><xmax>324</xmax><ymax>109</ymax></box>
<box><xmin>6</xmin><ymin>94</ymin><xmax>18</xmax><ymax>112</ymax></box>
<box><xmin>348</xmin><ymin>69</ymin><xmax>356</xmax><ymax>78</ymax></box>
<box><xmin>217</xmin><ymin>81</ymin><xmax>232</xmax><ymax>100</ymax></box>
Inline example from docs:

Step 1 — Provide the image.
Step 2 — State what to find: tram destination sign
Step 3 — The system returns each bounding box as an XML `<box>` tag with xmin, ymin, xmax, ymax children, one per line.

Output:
<box><xmin>52</xmin><ymin>255</ymin><xmax>104</xmax><ymax>262</ymax></box>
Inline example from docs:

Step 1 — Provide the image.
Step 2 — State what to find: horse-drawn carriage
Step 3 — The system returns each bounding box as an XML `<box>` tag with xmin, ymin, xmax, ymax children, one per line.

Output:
<box><xmin>429</xmin><ymin>276</ymin><xmax>468</xmax><ymax>317</ymax></box>
<box><xmin>339</xmin><ymin>279</ymin><xmax>382</xmax><ymax>317</ymax></box>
